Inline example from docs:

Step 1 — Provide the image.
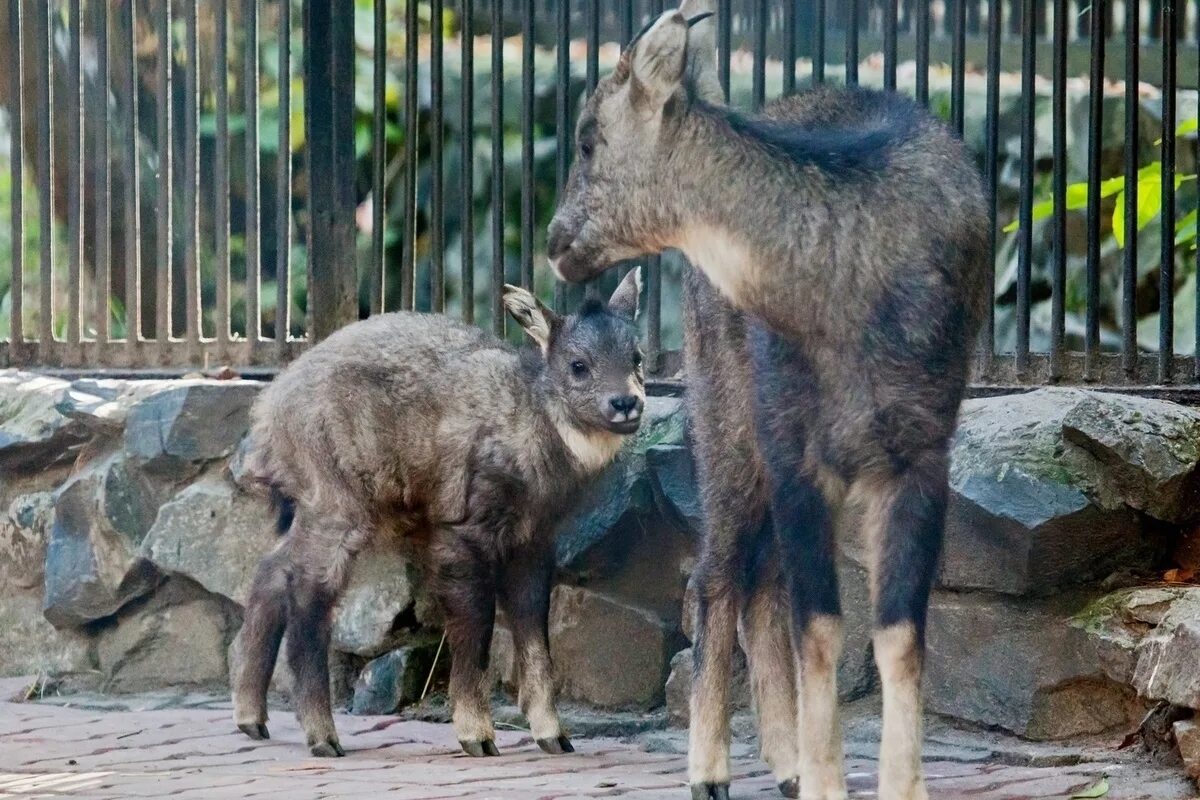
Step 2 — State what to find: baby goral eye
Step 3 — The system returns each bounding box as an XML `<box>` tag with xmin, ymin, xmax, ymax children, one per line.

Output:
<box><xmin>632</xmin><ymin>351</ymin><xmax>644</xmax><ymax>368</ymax></box>
<box><xmin>571</xmin><ymin>360</ymin><xmax>590</xmax><ymax>378</ymax></box>
<box><xmin>579</xmin><ymin>140</ymin><xmax>595</xmax><ymax>160</ymax></box>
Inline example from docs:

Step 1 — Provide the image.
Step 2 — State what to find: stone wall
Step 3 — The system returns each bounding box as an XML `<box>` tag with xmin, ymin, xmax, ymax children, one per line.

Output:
<box><xmin>4</xmin><ymin>369</ymin><xmax>1200</xmax><ymax>758</ymax></box>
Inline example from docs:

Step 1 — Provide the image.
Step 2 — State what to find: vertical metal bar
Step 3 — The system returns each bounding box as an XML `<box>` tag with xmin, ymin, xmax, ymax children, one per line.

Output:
<box><xmin>184</xmin><ymin>0</ymin><xmax>200</xmax><ymax>350</ymax></box>
<box><xmin>461</xmin><ymin>0</ymin><xmax>475</xmax><ymax>323</ymax></box>
<box><xmin>1015</xmin><ymin>0</ymin><xmax>1035</xmax><ymax>373</ymax></box>
<box><xmin>431</xmin><ymin>0</ymin><xmax>445</xmax><ymax>311</ymax></box>
<box><xmin>783</xmin><ymin>0</ymin><xmax>797</xmax><ymax>96</ymax></box>
<box><xmin>67</xmin><ymin>0</ymin><xmax>82</xmax><ymax>352</ymax></box>
<box><xmin>813</xmin><ymin>0</ymin><xmax>825</xmax><ymax>84</ymax></box>
<box><xmin>1050</xmin><ymin>0</ymin><xmax>1066</xmax><ymax>380</ymax></box>
<box><xmin>884</xmin><ymin>0</ymin><xmax>898</xmax><ymax>90</ymax></box>
<box><xmin>846</xmin><ymin>0</ymin><xmax>859</xmax><ymax>86</ymax></box>
<box><xmin>1121</xmin><ymin>0</ymin><xmax>1139</xmax><ymax>374</ymax></box>
<box><xmin>303</xmin><ymin>0</ymin><xmax>358</xmax><ymax>339</ymax></box>
<box><xmin>648</xmin><ymin>0</ymin><xmax>662</xmax><ymax>370</ymax></box>
<box><xmin>277</xmin><ymin>0</ymin><xmax>292</xmax><ymax>346</ymax></box>
<box><xmin>245</xmin><ymin>0</ymin><xmax>260</xmax><ymax>341</ymax></box>
<box><xmin>491</xmin><ymin>0</ymin><xmax>505</xmax><ymax>334</ymax></box>
<box><xmin>951</xmin><ymin>0</ymin><xmax>966</xmax><ymax>134</ymax></box>
<box><xmin>370</xmin><ymin>0</ymin><xmax>386</xmax><ymax>315</ymax></box>
<box><xmin>36</xmin><ymin>0</ymin><xmax>51</xmax><ymax>357</ymax></box>
<box><xmin>718</xmin><ymin>0</ymin><xmax>731</xmax><ymax>99</ymax></box>
<box><xmin>753</xmin><ymin>0</ymin><xmax>766</xmax><ymax>109</ymax></box>
<box><xmin>156</xmin><ymin>0</ymin><xmax>172</xmax><ymax>352</ymax></box>
<box><xmin>521</xmin><ymin>0</ymin><xmax>534</xmax><ymax>290</ymax></box>
<box><xmin>123</xmin><ymin>0</ymin><xmax>141</xmax><ymax>348</ymax></box>
<box><xmin>7</xmin><ymin>0</ymin><xmax>22</xmax><ymax>347</ymax></box>
<box><xmin>402</xmin><ymin>0</ymin><xmax>418</xmax><ymax>311</ymax></box>
<box><xmin>916</xmin><ymin>0</ymin><xmax>929</xmax><ymax>104</ymax></box>
<box><xmin>1159</xmin><ymin>0</ymin><xmax>1177</xmax><ymax>382</ymax></box>
<box><xmin>1084</xmin><ymin>0</ymin><xmax>1106</xmax><ymax>379</ymax></box>
<box><xmin>981</xmin><ymin>0</ymin><xmax>1001</xmax><ymax>372</ymax></box>
<box><xmin>93</xmin><ymin>0</ymin><xmax>110</xmax><ymax>344</ymax></box>
<box><xmin>622</xmin><ymin>0</ymin><xmax>634</xmax><ymax>42</ymax></box>
<box><xmin>554</xmin><ymin>0</ymin><xmax>571</xmax><ymax>314</ymax></box>
<box><xmin>214</xmin><ymin>0</ymin><xmax>230</xmax><ymax>346</ymax></box>
<box><xmin>587</xmin><ymin>0</ymin><xmax>599</xmax><ymax>92</ymax></box>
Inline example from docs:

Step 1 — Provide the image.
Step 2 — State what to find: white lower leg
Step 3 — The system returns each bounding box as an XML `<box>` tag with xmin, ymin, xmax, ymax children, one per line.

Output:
<box><xmin>874</xmin><ymin>623</ymin><xmax>927</xmax><ymax>800</ymax></box>
<box><xmin>797</xmin><ymin>614</ymin><xmax>847</xmax><ymax>800</ymax></box>
<box><xmin>689</xmin><ymin>593</ymin><xmax>737</xmax><ymax>787</ymax></box>
<box><xmin>518</xmin><ymin>640</ymin><xmax>563</xmax><ymax>741</ymax></box>
<box><xmin>743</xmin><ymin>587</ymin><xmax>799</xmax><ymax>786</ymax></box>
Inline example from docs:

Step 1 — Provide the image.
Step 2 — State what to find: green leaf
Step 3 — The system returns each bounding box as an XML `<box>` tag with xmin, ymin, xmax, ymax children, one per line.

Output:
<box><xmin>1070</xmin><ymin>777</ymin><xmax>1109</xmax><ymax>798</ymax></box>
<box><xmin>1176</xmin><ymin>209</ymin><xmax>1197</xmax><ymax>245</ymax></box>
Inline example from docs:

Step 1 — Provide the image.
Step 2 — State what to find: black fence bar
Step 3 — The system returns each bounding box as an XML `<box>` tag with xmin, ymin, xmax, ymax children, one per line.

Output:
<box><xmin>304</xmin><ymin>0</ymin><xmax>357</xmax><ymax>341</ymax></box>
<box><xmin>371</xmin><ymin>0</ymin><xmax>386</xmax><ymax>316</ymax></box>
<box><xmin>587</xmin><ymin>0</ymin><xmax>600</xmax><ymax>91</ymax></box>
<box><xmin>553</xmin><ymin>0</ymin><xmax>570</xmax><ymax>314</ymax></box>
<box><xmin>1049</xmin><ymin>0</ymin><xmax>1066</xmax><ymax>380</ymax></box>
<box><xmin>7</xmin><ymin>0</ymin><xmax>22</xmax><ymax>347</ymax></box>
<box><xmin>783</xmin><ymin>0</ymin><xmax>797</xmax><ymax>95</ymax></box>
<box><xmin>244</xmin><ymin>0</ymin><xmax>259</xmax><ymax>341</ymax></box>
<box><xmin>1084</xmin><ymin>0</ymin><xmax>1107</xmax><ymax>380</ymax></box>
<box><xmin>951</xmin><ymin>0</ymin><xmax>966</xmax><ymax>134</ymax></box>
<box><xmin>884</xmin><ymin>0</ymin><xmax>898</xmax><ymax>90</ymax></box>
<box><xmin>982</xmin><ymin>0</ymin><xmax>998</xmax><ymax>372</ymax></box>
<box><xmin>214</xmin><ymin>0</ymin><xmax>230</xmax><ymax>347</ymax></box>
<box><xmin>462</xmin><ymin>0</ymin><xmax>475</xmax><ymax>324</ymax></box>
<box><xmin>402</xmin><ymin>0</ymin><xmax>418</xmax><ymax>312</ymax></box>
<box><xmin>122</xmin><ymin>0</ymin><xmax>141</xmax><ymax>349</ymax></box>
<box><xmin>157</xmin><ymin>0</ymin><xmax>172</xmax><ymax>356</ymax></box>
<box><xmin>67</xmin><ymin>0</ymin><xmax>82</xmax><ymax>354</ymax></box>
<box><xmin>431</xmin><ymin>0</ymin><xmax>445</xmax><ymax>312</ymax></box>
<box><xmin>813</xmin><ymin>0</ymin><xmax>826</xmax><ymax>84</ymax></box>
<box><xmin>718</xmin><ymin>0</ymin><xmax>731</xmax><ymax>98</ymax></box>
<box><xmin>1015</xmin><ymin>0</ymin><xmax>1035</xmax><ymax>372</ymax></box>
<box><xmin>846</xmin><ymin>0</ymin><xmax>860</xmax><ymax>84</ymax></box>
<box><xmin>184</xmin><ymin>0</ymin><xmax>200</xmax><ymax>350</ymax></box>
<box><xmin>277</xmin><ymin>0</ymin><xmax>293</xmax><ymax>349</ymax></box>
<box><xmin>1122</xmin><ymin>0</ymin><xmax>1140</xmax><ymax>374</ymax></box>
<box><xmin>1160</xmin><ymin>0</ymin><xmax>1178</xmax><ymax>382</ymax></box>
<box><xmin>92</xmin><ymin>0</ymin><xmax>110</xmax><ymax>345</ymax></box>
<box><xmin>522</xmin><ymin>0</ymin><xmax>535</xmax><ymax>291</ymax></box>
<box><xmin>36</xmin><ymin>0</ymin><xmax>51</xmax><ymax>362</ymax></box>
<box><xmin>490</xmin><ymin>0</ymin><xmax>505</xmax><ymax>335</ymax></box>
<box><xmin>753</xmin><ymin>0</ymin><xmax>767</xmax><ymax>109</ymax></box>
<box><xmin>915</xmin><ymin>0</ymin><xmax>928</xmax><ymax>103</ymax></box>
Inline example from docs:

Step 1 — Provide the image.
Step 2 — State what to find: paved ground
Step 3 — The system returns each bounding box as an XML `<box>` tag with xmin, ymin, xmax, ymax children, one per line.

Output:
<box><xmin>0</xmin><ymin>679</ymin><xmax>1195</xmax><ymax>800</ymax></box>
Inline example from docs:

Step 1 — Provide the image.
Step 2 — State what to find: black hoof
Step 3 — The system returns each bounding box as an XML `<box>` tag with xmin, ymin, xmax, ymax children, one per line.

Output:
<box><xmin>460</xmin><ymin>739</ymin><xmax>500</xmax><ymax>757</ymax></box>
<box><xmin>690</xmin><ymin>783</ymin><xmax>730</xmax><ymax>800</ymax></box>
<box><xmin>536</xmin><ymin>735</ymin><xmax>575</xmax><ymax>755</ymax></box>
<box><xmin>309</xmin><ymin>738</ymin><xmax>345</xmax><ymax>758</ymax></box>
<box><xmin>778</xmin><ymin>778</ymin><xmax>800</xmax><ymax>799</ymax></box>
<box><xmin>237</xmin><ymin>722</ymin><xmax>270</xmax><ymax>741</ymax></box>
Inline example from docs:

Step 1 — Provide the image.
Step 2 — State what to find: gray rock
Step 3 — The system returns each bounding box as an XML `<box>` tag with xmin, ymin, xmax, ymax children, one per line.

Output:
<box><xmin>1068</xmin><ymin>586</ymin><xmax>1191</xmax><ymax>686</ymax></box>
<box><xmin>549</xmin><ymin>585</ymin><xmax>684</xmax><ymax>710</ymax></box>
<box><xmin>0</xmin><ymin>590</ymin><xmax>94</xmax><ymax>678</ymax></box>
<box><xmin>925</xmin><ymin>591</ymin><xmax>1144</xmax><ymax>740</ymax></box>
<box><xmin>665</xmin><ymin>647</ymin><xmax>750</xmax><ymax>728</ymax></box>
<box><xmin>647</xmin><ymin>444</ymin><xmax>702</xmax><ymax>534</ymax></box>
<box><xmin>332</xmin><ymin>545</ymin><xmax>417</xmax><ymax>657</ymax></box>
<box><xmin>1174</xmin><ymin>720</ymin><xmax>1200</xmax><ymax>780</ymax></box>
<box><xmin>1131</xmin><ymin>588</ymin><xmax>1200</xmax><ymax>709</ymax></box>
<box><xmin>57</xmin><ymin>379</ymin><xmax>176</xmax><ymax>436</ymax></box>
<box><xmin>1062</xmin><ymin>393</ymin><xmax>1200</xmax><ymax>524</ymax></box>
<box><xmin>555</xmin><ymin>398</ymin><xmax>686</xmax><ymax>570</ymax></box>
<box><xmin>943</xmin><ymin>390</ymin><xmax>1152</xmax><ymax>596</ymax></box>
<box><xmin>490</xmin><ymin>624</ymin><xmax>517</xmax><ymax>691</ymax></box>
<box><xmin>43</xmin><ymin>455</ymin><xmax>164</xmax><ymax>628</ymax></box>
<box><xmin>139</xmin><ymin>480</ymin><xmax>277</xmax><ymax>607</ymax></box>
<box><xmin>96</xmin><ymin>579</ymin><xmax>237</xmax><ymax>692</ymax></box>
<box><xmin>0</xmin><ymin>492</ymin><xmax>54</xmax><ymax>590</ymax></box>
<box><xmin>0</xmin><ymin>372</ymin><xmax>88</xmax><ymax>472</ymax></box>
<box><xmin>350</xmin><ymin>639</ymin><xmax>442</xmax><ymax>715</ymax></box>
<box><xmin>123</xmin><ymin>381</ymin><xmax>261</xmax><ymax>474</ymax></box>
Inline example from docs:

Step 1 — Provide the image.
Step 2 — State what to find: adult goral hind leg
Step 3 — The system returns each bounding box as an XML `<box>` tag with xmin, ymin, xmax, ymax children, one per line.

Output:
<box><xmin>740</xmin><ymin>546</ymin><xmax>800</xmax><ymax>797</ymax></box>
<box><xmin>232</xmin><ymin>549</ymin><xmax>289</xmax><ymax>741</ymax></box>
<box><xmin>861</xmin><ymin>453</ymin><xmax>949</xmax><ymax>800</ymax></box>
<box><xmin>285</xmin><ymin>566</ymin><xmax>344</xmax><ymax>758</ymax></box>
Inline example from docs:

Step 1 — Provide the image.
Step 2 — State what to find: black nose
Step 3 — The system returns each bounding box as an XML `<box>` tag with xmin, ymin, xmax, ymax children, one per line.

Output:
<box><xmin>610</xmin><ymin>395</ymin><xmax>639</xmax><ymax>414</ymax></box>
<box><xmin>547</xmin><ymin>224</ymin><xmax>574</xmax><ymax>259</ymax></box>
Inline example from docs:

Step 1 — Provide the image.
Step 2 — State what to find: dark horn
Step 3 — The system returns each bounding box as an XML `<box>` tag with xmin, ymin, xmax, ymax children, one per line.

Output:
<box><xmin>686</xmin><ymin>11</ymin><xmax>715</xmax><ymax>28</ymax></box>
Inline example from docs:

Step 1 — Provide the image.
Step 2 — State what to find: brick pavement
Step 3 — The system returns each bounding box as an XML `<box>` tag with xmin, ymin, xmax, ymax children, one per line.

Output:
<box><xmin>0</xmin><ymin>682</ymin><xmax>1195</xmax><ymax>800</ymax></box>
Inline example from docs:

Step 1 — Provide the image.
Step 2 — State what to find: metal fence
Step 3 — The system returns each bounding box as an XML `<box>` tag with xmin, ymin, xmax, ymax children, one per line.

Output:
<box><xmin>1</xmin><ymin>1</ymin><xmax>1198</xmax><ymax>388</ymax></box>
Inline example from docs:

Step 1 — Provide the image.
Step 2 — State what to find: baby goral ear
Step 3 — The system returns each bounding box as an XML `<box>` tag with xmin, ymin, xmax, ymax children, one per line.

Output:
<box><xmin>502</xmin><ymin>284</ymin><xmax>561</xmax><ymax>352</ymax></box>
<box><xmin>607</xmin><ymin>266</ymin><xmax>643</xmax><ymax>322</ymax></box>
<box><xmin>629</xmin><ymin>11</ymin><xmax>689</xmax><ymax>113</ymax></box>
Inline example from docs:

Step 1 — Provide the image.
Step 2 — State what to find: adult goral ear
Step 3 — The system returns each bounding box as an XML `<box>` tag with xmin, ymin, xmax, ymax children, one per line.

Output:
<box><xmin>607</xmin><ymin>266</ymin><xmax>643</xmax><ymax>322</ymax></box>
<box><xmin>630</xmin><ymin>11</ymin><xmax>689</xmax><ymax>113</ymax></box>
<box><xmin>502</xmin><ymin>284</ymin><xmax>560</xmax><ymax>351</ymax></box>
<box><xmin>679</xmin><ymin>0</ymin><xmax>722</xmax><ymax>104</ymax></box>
